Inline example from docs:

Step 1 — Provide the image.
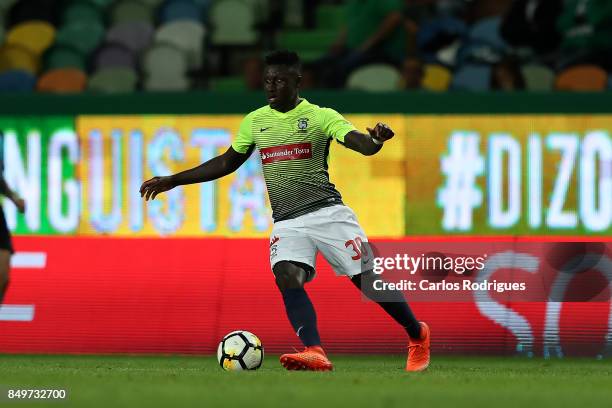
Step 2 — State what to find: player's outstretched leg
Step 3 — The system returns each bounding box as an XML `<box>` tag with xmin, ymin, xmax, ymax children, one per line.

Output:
<box><xmin>351</xmin><ymin>271</ymin><xmax>430</xmax><ymax>371</ymax></box>
<box><xmin>274</xmin><ymin>261</ymin><xmax>333</xmax><ymax>371</ymax></box>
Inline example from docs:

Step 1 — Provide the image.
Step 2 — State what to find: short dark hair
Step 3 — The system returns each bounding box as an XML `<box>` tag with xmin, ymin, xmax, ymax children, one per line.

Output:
<box><xmin>264</xmin><ymin>50</ymin><xmax>301</xmax><ymax>71</ymax></box>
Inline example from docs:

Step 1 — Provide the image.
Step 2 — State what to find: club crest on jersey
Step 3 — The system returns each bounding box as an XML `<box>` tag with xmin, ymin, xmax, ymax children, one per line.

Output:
<box><xmin>297</xmin><ymin>118</ymin><xmax>309</xmax><ymax>131</ymax></box>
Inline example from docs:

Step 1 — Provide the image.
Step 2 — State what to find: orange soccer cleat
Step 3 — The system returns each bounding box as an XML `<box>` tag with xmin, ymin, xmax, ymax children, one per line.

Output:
<box><xmin>280</xmin><ymin>346</ymin><xmax>334</xmax><ymax>371</ymax></box>
<box><xmin>406</xmin><ymin>322</ymin><xmax>430</xmax><ymax>372</ymax></box>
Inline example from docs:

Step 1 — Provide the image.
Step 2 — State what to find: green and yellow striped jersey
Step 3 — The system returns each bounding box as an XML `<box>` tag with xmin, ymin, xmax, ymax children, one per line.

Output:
<box><xmin>232</xmin><ymin>99</ymin><xmax>357</xmax><ymax>222</ymax></box>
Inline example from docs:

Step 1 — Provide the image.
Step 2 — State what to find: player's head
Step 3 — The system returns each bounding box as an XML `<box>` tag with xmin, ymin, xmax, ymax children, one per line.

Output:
<box><xmin>264</xmin><ymin>50</ymin><xmax>302</xmax><ymax>111</ymax></box>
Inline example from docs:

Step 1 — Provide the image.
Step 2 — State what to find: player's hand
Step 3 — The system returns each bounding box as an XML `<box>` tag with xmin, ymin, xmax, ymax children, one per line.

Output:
<box><xmin>366</xmin><ymin>123</ymin><xmax>394</xmax><ymax>144</ymax></box>
<box><xmin>12</xmin><ymin>197</ymin><xmax>25</xmax><ymax>214</ymax></box>
<box><xmin>140</xmin><ymin>176</ymin><xmax>175</xmax><ymax>201</ymax></box>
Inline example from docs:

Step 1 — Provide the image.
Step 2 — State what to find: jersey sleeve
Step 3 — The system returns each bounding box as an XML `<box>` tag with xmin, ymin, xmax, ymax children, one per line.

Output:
<box><xmin>321</xmin><ymin>108</ymin><xmax>357</xmax><ymax>143</ymax></box>
<box><xmin>231</xmin><ymin>112</ymin><xmax>255</xmax><ymax>154</ymax></box>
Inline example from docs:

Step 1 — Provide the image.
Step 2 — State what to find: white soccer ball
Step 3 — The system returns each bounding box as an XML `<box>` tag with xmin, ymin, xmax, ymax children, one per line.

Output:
<box><xmin>217</xmin><ymin>330</ymin><xmax>264</xmax><ymax>371</ymax></box>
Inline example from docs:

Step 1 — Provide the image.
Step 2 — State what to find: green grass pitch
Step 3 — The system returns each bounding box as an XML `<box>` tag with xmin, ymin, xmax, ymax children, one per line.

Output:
<box><xmin>0</xmin><ymin>355</ymin><xmax>611</xmax><ymax>408</ymax></box>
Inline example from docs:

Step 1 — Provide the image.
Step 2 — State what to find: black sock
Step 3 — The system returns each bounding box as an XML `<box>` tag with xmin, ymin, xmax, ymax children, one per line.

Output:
<box><xmin>351</xmin><ymin>274</ymin><xmax>422</xmax><ymax>340</ymax></box>
<box><xmin>281</xmin><ymin>288</ymin><xmax>321</xmax><ymax>347</ymax></box>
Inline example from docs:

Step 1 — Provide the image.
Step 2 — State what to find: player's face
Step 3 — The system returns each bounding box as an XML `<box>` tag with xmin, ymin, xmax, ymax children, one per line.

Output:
<box><xmin>264</xmin><ymin>65</ymin><xmax>301</xmax><ymax>111</ymax></box>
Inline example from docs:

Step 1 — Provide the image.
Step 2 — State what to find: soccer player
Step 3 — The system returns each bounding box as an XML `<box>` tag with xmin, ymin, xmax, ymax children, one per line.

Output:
<box><xmin>0</xmin><ymin>131</ymin><xmax>26</xmax><ymax>304</ymax></box>
<box><xmin>140</xmin><ymin>51</ymin><xmax>430</xmax><ymax>372</ymax></box>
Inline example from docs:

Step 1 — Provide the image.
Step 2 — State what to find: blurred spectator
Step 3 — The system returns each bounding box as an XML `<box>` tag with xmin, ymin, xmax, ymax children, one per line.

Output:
<box><xmin>501</xmin><ymin>0</ymin><xmax>563</xmax><ymax>54</ymax></box>
<box><xmin>300</xmin><ymin>64</ymin><xmax>318</xmax><ymax>90</ymax></box>
<box><xmin>243</xmin><ymin>55</ymin><xmax>264</xmax><ymax>90</ymax></box>
<box><xmin>405</xmin><ymin>0</ymin><xmax>436</xmax><ymax>22</ymax></box>
<box><xmin>491</xmin><ymin>57</ymin><xmax>525</xmax><ymax>90</ymax></box>
<box><xmin>436</xmin><ymin>0</ymin><xmax>467</xmax><ymax>17</ymax></box>
<box><xmin>400</xmin><ymin>56</ymin><xmax>424</xmax><ymax>88</ymax></box>
<box><xmin>466</xmin><ymin>0</ymin><xmax>513</xmax><ymax>23</ymax></box>
<box><xmin>315</xmin><ymin>0</ymin><xmax>408</xmax><ymax>87</ymax></box>
<box><xmin>404</xmin><ymin>0</ymin><xmax>437</xmax><ymax>55</ymax></box>
<box><xmin>557</xmin><ymin>0</ymin><xmax>612</xmax><ymax>69</ymax></box>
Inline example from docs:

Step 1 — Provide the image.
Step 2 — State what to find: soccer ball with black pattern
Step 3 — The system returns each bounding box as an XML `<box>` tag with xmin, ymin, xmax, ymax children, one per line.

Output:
<box><xmin>217</xmin><ymin>331</ymin><xmax>264</xmax><ymax>371</ymax></box>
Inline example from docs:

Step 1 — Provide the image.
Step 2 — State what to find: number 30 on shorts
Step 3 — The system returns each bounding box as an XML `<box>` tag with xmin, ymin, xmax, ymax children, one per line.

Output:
<box><xmin>345</xmin><ymin>237</ymin><xmax>370</xmax><ymax>261</ymax></box>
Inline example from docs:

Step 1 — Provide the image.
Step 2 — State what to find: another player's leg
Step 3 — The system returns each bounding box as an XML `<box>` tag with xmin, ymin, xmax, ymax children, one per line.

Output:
<box><xmin>0</xmin><ymin>207</ymin><xmax>13</xmax><ymax>305</ymax></box>
<box><xmin>273</xmin><ymin>261</ymin><xmax>333</xmax><ymax>371</ymax></box>
<box><xmin>351</xmin><ymin>270</ymin><xmax>430</xmax><ymax>371</ymax></box>
<box><xmin>0</xmin><ymin>249</ymin><xmax>11</xmax><ymax>304</ymax></box>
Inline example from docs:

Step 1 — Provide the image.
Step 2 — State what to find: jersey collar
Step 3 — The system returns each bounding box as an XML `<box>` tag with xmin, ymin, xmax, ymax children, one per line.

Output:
<box><xmin>268</xmin><ymin>98</ymin><xmax>310</xmax><ymax>117</ymax></box>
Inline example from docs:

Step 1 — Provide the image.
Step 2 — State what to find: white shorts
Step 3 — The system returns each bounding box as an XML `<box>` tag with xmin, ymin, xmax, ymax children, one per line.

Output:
<box><xmin>269</xmin><ymin>205</ymin><xmax>369</xmax><ymax>279</ymax></box>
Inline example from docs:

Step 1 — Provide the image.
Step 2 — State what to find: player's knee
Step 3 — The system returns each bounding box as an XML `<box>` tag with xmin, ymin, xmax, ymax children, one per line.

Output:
<box><xmin>274</xmin><ymin>270</ymin><xmax>304</xmax><ymax>290</ymax></box>
<box><xmin>273</xmin><ymin>261</ymin><xmax>308</xmax><ymax>290</ymax></box>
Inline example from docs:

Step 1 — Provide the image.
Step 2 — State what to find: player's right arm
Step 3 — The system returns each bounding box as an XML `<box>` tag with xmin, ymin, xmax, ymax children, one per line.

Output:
<box><xmin>140</xmin><ymin>146</ymin><xmax>253</xmax><ymax>201</ymax></box>
<box><xmin>140</xmin><ymin>112</ymin><xmax>256</xmax><ymax>201</ymax></box>
<box><xmin>0</xmin><ymin>177</ymin><xmax>25</xmax><ymax>213</ymax></box>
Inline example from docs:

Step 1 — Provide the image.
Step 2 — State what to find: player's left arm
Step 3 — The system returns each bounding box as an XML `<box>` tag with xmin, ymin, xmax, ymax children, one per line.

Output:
<box><xmin>322</xmin><ymin>108</ymin><xmax>394</xmax><ymax>156</ymax></box>
<box><xmin>342</xmin><ymin>123</ymin><xmax>395</xmax><ymax>156</ymax></box>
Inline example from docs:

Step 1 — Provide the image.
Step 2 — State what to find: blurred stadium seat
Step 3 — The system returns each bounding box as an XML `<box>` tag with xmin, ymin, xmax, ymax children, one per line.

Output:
<box><xmin>142</xmin><ymin>42</ymin><xmax>189</xmax><ymax>90</ymax></box>
<box><xmin>521</xmin><ymin>64</ymin><xmax>555</xmax><ymax>92</ymax></box>
<box><xmin>422</xmin><ymin>64</ymin><xmax>452</xmax><ymax>91</ymax></box>
<box><xmin>158</xmin><ymin>0</ymin><xmax>202</xmax><ymax>24</ymax></box>
<box><xmin>6</xmin><ymin>20</ymin><xmax>55</xmax><ymax>56</ymax></box>
<box><xmin>0</xmin><ymin>0</ymin><xmax>608</xmax><ymax>93</ymax></box>
<box><xmin>37</xmin><ymin>67</ymin><xmax>87</xmax><ymax>93</ymax></box>
<box><xmin>54</xmin><ymin>21</ymin><xmax>105</xmax><ymax>55</ymax></box>
<box><xmin>62</xmin><ymin>1</ymin><xmax>104</xmax><ymax>26</ymax></box>
<box><xmin>0</xmin><ymin>43</ymin><xmax>38</xmax><ymax>74</ymax></box>
<box><xmin>155</xmin><ymin>20</ymin><xmax>205</xmax><ymax>69</ymax></box>
<box><xmin>347</xmin><ymin>64</ymin><xmax>401</xmax><ymax>92</ymax></box>
<box><xmin>107</xmin><ymin>21</ymin><xmax>155</xmax><ymax>54</ymax></box>
<box><xmin>111</xmin><ymin>0</ymin><xmax>154</xmax><ymax>25</ymax></box>
<box><xmin>88</xmin><ymin>67</ymin><xmax>138</xmax><ymax>93</ymax></box>
<box><xmin>0</xmin><ymin>68</ymin><xmax>35</xmax><ymax>91</ymax></box>
<box><xmin>452</xmin><ymin>64</ymin><xmax>492</xmax><ymax>91</ymax></box>
<box><xmin>43</xmin><ymin>45</ymin><xmax>86</xmax><ymax>71</ymax></box>
<box><xmin>143</xmin><ymin>42</ymin><xmax>188</xmax><ymax>75</ymax></box>
<box><xmin>209</xmin><ymin>0</ymin><xmax>257</xmax><ymax>46</ymax></box>
<box><xmin>93</xmin><ymin>43</ymin><xmax>137</xmax><ymax>71</ymax></box>
<box><xmin>144</xmin><ymin>73</ymin><xmax>190</xmax><ymax>90</ymax></box>
<box><xmin>555</xmin><ymin>65</ymin><xmax>608</xmax><ymax>91</ymax></box>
